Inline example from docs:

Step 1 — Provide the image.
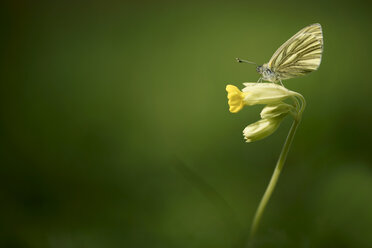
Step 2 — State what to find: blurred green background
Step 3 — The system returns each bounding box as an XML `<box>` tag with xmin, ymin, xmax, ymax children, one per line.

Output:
<box><xmin>1</xmin><ymin>1</ymin><xmax>372</xmax><ymax>247</ymax></box>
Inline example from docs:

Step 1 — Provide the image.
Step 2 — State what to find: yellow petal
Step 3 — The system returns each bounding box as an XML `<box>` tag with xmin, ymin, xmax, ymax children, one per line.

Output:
<box><xmin>226</xmin><ymin>85</ymin><xmax>244</xmax><ymax>113</ymax></box>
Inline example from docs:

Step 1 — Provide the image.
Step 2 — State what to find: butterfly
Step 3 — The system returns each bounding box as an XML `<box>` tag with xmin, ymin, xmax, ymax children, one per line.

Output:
<box><xmin>237</xmin><ymin>23</ymin><xmax>323</xmax><ymax>84</ymax></box>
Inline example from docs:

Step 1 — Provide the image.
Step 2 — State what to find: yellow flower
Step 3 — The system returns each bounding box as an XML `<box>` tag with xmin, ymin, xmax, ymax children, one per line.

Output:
<box><xmin>226</xmin><ymin>83</ymin><xmax>296</xmax><ymax>113</ymax></box>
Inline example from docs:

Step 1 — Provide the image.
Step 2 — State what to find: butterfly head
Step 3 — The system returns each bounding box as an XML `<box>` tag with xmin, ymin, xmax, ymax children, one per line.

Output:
<box><xmin>256</xmin><ymin>65</ymin><xmax>263</xmax><ymax>74</ymax></box>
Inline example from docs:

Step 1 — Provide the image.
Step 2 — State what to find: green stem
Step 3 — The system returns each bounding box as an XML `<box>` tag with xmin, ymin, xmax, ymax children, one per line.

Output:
<box><xmin>249</xmin><ymin>118</ymin><xmax>301</xmax><ymax>239</ymax></box>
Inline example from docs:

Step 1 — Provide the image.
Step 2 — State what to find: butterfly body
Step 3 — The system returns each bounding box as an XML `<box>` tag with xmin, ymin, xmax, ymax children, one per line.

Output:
<box><xmin>252</xmin><ymin>23</ymin><xmax>323</xmax><ymax>84</ymax></box>
<box><xmin>257</xmin><ymin>64</ymin><xmax>278</xmax><ymax>82</ymax></box>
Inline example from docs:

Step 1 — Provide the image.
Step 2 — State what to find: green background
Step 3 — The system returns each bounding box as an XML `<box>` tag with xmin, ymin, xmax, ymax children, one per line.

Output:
<box><xmin>2</xmin><ymin>1</ymin><xmax>372</xmax><ymax>247</ymax></box>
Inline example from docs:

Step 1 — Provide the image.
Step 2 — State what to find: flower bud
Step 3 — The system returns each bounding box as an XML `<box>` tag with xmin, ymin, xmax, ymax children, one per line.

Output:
<box><xmin>260</xmin><ymin>103</ymin><xmax>294</xmax><ymax>119</ymax></box>
<box><xmin>243</xmin><ymin>117</ymin><xmax>284</xmax><ymax>143</ymax></box>
<box><xmin>242</xmin><ymin>83</ymin><xmax>295</xmax><ymax>106</ymax></box>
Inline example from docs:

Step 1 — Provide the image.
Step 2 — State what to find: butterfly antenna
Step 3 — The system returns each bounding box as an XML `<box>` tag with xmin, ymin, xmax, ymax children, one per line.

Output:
<box><xmin>236</xmin><ymin>58</ymin><xmax>257</xmax><ymax>65</ymax></box>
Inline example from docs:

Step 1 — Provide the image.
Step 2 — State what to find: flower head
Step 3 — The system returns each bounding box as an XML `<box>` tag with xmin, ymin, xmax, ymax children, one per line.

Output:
<box><xmin>225</xmin><ymin>82</ymin><xmax>304</xmax><ymax>143</ymax></box>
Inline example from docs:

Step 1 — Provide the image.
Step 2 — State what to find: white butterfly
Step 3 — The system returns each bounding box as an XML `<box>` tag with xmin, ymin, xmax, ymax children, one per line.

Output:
<box><xmin>237</xmin><ymin>23</ymin><xmax>323</xmax><ymax>84</ymax></box>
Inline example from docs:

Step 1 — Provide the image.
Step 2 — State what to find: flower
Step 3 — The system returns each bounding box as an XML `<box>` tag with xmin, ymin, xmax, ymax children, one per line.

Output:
<box><xmin>243</xmin><ymin>116</ymin><xmax>284</xmax><ymax>142</ymax></box>
<box><xmin>226</xmin><ymin>83</ymin><xmax>296</xmax><ymax>113</ymax></box>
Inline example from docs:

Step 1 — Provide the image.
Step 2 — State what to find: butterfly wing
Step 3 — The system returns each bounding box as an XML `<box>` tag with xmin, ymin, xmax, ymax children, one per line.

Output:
<box><xmin>268</xmin><ymin>23</ymin><xmax>323</xmax><ymax>80</ymax></box>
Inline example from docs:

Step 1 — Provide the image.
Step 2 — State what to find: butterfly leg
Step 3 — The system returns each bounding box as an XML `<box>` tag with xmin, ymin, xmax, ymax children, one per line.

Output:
<box><xmin>278</xmin><ymin>79</ymin><xmax>284</xmax><ymax>87</ymax></box>
<box><xmin>257</xmin><ymin>77</ymin><xmax>262</xmax><ymax>83</ymax></box>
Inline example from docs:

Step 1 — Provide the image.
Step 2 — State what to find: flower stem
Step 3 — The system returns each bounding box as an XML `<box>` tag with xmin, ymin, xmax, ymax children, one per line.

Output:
<box><xmin>249</xmin><ymin>118</ymin><xmax>301</xmax><ymax>239</ymax></box>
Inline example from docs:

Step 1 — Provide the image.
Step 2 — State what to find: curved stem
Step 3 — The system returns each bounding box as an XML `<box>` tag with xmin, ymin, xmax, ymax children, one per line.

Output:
<box><xmin>290</xmin><ymin>96</ymin><xmax>300</xmax><ymax>112</ymax></box>
<box><xmin>293</xmin><ymin>92</ymin><xmax>306</xmax><ymax>116</ymax></box>
<box><xmin>249</xmin><ymin>118</ymin><xmax>301</xmax><ymax>239</ymax></box>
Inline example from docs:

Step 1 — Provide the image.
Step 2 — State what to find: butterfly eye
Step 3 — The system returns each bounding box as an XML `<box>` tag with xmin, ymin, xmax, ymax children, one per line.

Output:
<box><xmin>256</xmin><ymin>66</ymin><xmax>262</xmax><ymax>73</ymax></box>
